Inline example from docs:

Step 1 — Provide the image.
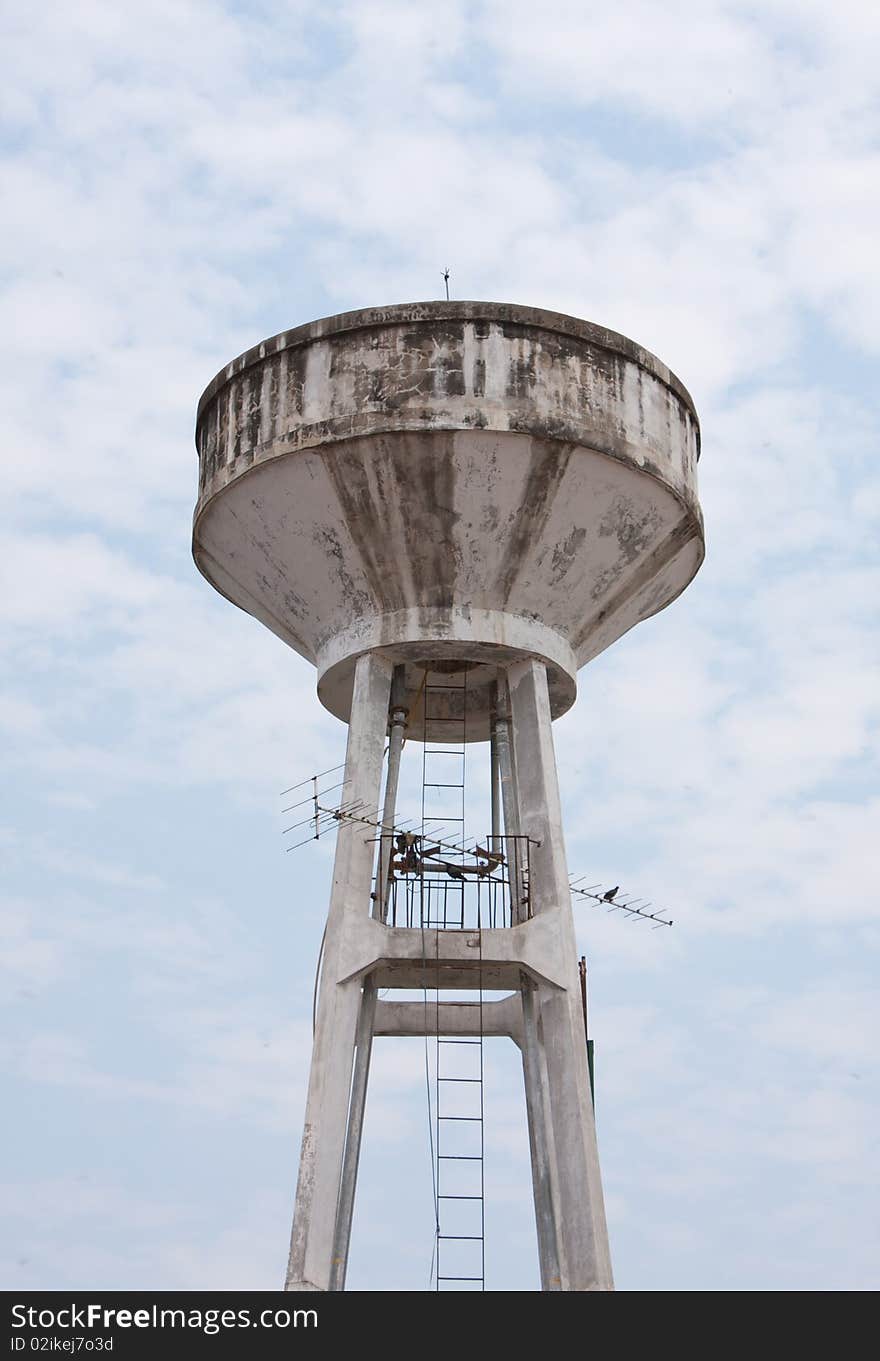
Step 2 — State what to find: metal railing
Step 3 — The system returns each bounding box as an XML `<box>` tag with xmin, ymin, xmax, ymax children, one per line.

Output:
<box><xmin>378</xmin><ymin>833</ymin><xmax>532</xmax><ymax>930</ymax></box>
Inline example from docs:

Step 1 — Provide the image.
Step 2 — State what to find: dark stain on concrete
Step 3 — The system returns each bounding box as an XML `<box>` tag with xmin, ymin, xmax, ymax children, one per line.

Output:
<box><xmin>217</xmin><ymin>389</ymin><xmax>229</xmax><ymax>470</ymax></box>
<box><xmin>598</xmin><ymin>493</ymin><xmax>662</xmax><ymax>566</ymax></box>
<box><xmin>317</xmin><ymin>431</ymin><xmax>460</xmax><ymax>616</ymax></box>
<box><xmin>393</xmin><ymin>431</ymin><xmax>460</xmax><ymax>609</ymax></box>
<box><xmin>549</xmin><ymin>525</ymin><xmax>587</xmax><ymax>586</ymax></box>
<box><xmin>507</xmin><ymin>342</ymin><xmax>537</xmax><ymax>402</ymax></box>
<box><xmin>494</xmin><ymin>438</ymin><xmax>574</xmax><ymax>603</ymax></box>
<box><xmin>268</xmin><ymin>354</ymin><xmax>280</xmax><ymax>439</ymax></box>
<box><xmin>231</xmin><ymin>382</ymin><xmax>243</xmax><ymax>463</ymax></box>
<box><xmin>319</xmin><ymin>443</ymin><xmax>399</xmax><ymax>609</ymax></box>
<box><xmin>286</xmin><ymin>345</ymin><xmax>307</xmax><ymax>422</ymax></box>
<box><xmin>310</xmin><ymin>522</ymin><xmax>371</xmax><ymax>643</ymax></box>
<box><xmin>435</xmin><ymin>351</ymin><xmax>465</xmax><ymax>398</ymax></box>
<box><xmin>572</xmin><ymin>517</ymin><xmax>695</xmax><ymax>653</ymax></box>
<box><xmin>246</xmin><ymin>368</ymin><xmax>261</xmax><ymax>455</ymax></box>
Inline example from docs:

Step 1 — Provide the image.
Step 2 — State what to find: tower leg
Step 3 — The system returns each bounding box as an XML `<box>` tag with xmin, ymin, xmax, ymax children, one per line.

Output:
<box><xmin>328</xmin><ymin>978</ymin><xmax>377</xmax><ymax>1290</ymax></box>
<box><xmin>329</xmin><ymin>668</ymin><xmax>407</xmax><ymax>1290</ymax></box>
<box><xmin>520</xmin><ymin>976</ymin><xmax>564</xmax><ymax>1290</ymax></box>
<box><xmin>285</xmin><ymin>653</ymin><xmax>392</xmax><ymax>1292</ymax></box>
<box><xmin>496</xmin><ymin>680</ymin><xmax>565</xmax><ymax>1287</ymax></box>
<box><xmin>508</xmin><ymin>657</ymin><xmax>614</xmax><ymax>1291</ymax></box>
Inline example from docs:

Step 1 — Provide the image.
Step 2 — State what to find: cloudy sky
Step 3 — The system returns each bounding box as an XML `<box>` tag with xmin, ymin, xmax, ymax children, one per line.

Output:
<box><xmin>2</xmin><ymin>0</ymin><xmax>878</xmax><ymax>1292</ymax></box>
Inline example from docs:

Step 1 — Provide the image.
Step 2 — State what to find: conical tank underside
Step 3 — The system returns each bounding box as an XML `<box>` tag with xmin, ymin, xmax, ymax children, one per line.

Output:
<box><xmin>193</xmin><ymin>302</ymin><xmax>704</xmax><ymax>740</ymax></box>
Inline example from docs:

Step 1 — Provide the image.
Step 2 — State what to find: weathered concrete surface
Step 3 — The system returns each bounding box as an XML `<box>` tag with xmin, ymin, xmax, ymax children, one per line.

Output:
<box><xmin>285</xmin><ymin>652</ymin><xmax>391</xmax><ymax>1293</ymax></box>
<box><xmin>332</xmin><ymin>913</ymin><xmax>580</xmax><ymax>993</ymax></box>
<box><xmin>194</xmin><ymin>301</ymin><xmax>704</xmax><ymax>740</ymax></box>
<box><xmin>508</xmin><ymin>657</ymin><xmax>614</xmax><ymax>1291</ymax></box>
<box><xmin>195</xmin><ymin>304</ymin><xmax>704</xmax><ymax>1290</ymax></box>
<box><xmin>373</xmin><ymin>995</ymin><xmax>523</xmax><ymax>1045</ymax></box>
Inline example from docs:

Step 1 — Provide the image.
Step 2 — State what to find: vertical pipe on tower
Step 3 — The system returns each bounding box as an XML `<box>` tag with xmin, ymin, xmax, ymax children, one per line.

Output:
<box><xmin>490</xmin><ymin>683</ymin><xmax>501</xmax><ymax>851</ymax></box>
<box><xmin>376</xmin><ymin>666</ymin><xmax>409</xmax><ymax>924</ymax></box>
<box><xmin>492</xmin><ymin>678</ymin><xmax>523</xmax><ymax>923</ymax></box>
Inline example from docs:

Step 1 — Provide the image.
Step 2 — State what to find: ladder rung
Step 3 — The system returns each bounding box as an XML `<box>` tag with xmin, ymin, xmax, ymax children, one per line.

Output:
<box><xmin>421</xmin><ymin>697</ymin><xmax>484</xmax><ymax>1294</ymax></box>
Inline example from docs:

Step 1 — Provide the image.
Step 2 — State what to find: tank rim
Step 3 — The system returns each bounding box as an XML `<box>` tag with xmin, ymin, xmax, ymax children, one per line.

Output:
<box><xmin>195</xmin><ymin>299</ymin><xmax>699</xmax><ymax>435</ymax></box>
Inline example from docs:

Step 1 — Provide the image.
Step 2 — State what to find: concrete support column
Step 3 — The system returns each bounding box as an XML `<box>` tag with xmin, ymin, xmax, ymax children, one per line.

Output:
<box><xmin>508</xmin><ymin>657</ymin><xmax>614</xmax><ymax>1291</ymax></box>
<box><xmin>328</xmin><ymin>979</ymin><xmax>376</xmax><ymax>1291</ymax></box>
<box><xmin>495</xmin><ymin>675</ymin><xmax>564</xmax><ymax>1289</ymax></box>
<box><xmin>285</xmin><ymin>652</ymin><xmax>392</xmax><ymax>1292</ymax></box>
<box><xmin>520</xmin><ymin>976</ymin><xmax>564</xmax><ymax>1290</ymax></box>
<box><xmin>330</xmin><ymin>666</ymin><xmax>407</xmax><ymax>1290</ymax></box>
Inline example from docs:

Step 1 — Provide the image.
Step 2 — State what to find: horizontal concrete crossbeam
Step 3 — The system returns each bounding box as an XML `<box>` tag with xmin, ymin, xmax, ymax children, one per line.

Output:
<box><xmin>373</xmin><ymin>995</ymin><xmax>523</xmax><ymax>1046</ymax></box>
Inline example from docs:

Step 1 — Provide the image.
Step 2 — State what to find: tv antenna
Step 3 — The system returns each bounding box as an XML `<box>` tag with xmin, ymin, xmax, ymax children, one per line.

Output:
<box><xmin>569</xmin><ymin>877</ymin><xmax>674</xmax><ymax>928</ymax></box>
<box><xmin>281</xmin><ymin>766</ymin><xmax>674</xmax><ymax>929</ymax></box>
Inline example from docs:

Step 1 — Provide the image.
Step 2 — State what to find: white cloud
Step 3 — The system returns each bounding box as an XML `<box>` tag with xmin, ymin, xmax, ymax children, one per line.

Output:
<box><xmin>481</xmin><ymin>0</ymin><xmax>784</xmax><ymax>126</ymax></box>
<box><xmin>1</xmin><ymin>0</ymin><xmax>877</xmax><ymax>1292</ymax></box>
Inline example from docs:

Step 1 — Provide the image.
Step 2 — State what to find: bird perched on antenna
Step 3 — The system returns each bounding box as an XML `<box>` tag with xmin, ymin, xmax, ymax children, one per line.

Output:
<box><xmin>602</xmin><ymin>886</ymin><xmax>619</xmax><ymax>902</ymax></box>
<box><xmin>442</xmin><ymin>267</ymin><xmax>450</xmax><ymax>301</ymax></box>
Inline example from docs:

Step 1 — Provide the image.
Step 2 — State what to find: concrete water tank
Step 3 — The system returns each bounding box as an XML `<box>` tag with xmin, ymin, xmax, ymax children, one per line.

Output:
<box><xmin>193</xmin><ymin>301</ymin><xmax>703</xmax><ymax>739</ymax></box>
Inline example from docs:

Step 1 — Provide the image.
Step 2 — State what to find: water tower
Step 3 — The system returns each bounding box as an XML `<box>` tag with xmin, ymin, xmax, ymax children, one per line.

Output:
<box><xmin>193</xmin><ymin>301</ymin><xmax>704</xmax><ymax>1292</ymax></box>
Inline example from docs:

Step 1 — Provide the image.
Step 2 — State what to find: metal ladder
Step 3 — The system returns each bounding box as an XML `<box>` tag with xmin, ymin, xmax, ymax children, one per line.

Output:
<box><xmin>421</xmin><ymin>672</ymin><xmax>486</xmax><ymax>1290</ymax></box>
<box><xmin>435</xmin><ymin>983</ymin><xmax>485</xmax><ymax>1290</ymax></box>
